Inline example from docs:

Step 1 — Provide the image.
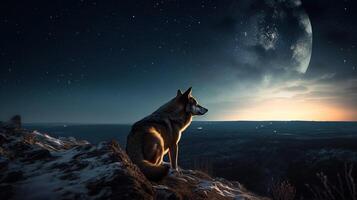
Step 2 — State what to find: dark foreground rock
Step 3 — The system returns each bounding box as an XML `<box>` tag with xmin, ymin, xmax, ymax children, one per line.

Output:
<box><xmin>0</xmin><ymin>119</ymin><xmax>268</xmax><ymax>200</ymax></box>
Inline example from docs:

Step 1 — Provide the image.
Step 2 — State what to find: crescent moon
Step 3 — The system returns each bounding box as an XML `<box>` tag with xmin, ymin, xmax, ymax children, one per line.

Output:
<box><xmin>291</xmin><ymin>12</ymin><xmax>313</xmax><ymax>74</ymax></box>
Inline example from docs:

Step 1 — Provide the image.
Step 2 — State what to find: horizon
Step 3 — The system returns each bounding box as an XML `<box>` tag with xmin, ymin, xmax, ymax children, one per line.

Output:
<box><xmin>20</xmin><ymin>119</ymin><xmax>357</xmax><ymax>125</ymax></box>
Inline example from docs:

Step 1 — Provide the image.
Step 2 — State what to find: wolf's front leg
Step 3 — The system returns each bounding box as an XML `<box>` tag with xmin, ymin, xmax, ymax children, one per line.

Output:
<box><xmin>169</xmin><ymin>143</ymin><xmax>178</xmax><ymax>170</ymax></box>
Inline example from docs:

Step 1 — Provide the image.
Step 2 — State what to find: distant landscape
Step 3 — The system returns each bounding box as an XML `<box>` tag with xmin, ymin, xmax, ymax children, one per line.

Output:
<box><xmin>24</xmin><ymin>121</ymin><xmax>357</xmax><ymax>198</ymax></box>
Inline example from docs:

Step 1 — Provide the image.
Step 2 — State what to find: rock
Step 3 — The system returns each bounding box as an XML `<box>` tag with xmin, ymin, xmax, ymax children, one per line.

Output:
<box><xmin>0</xmin><ymin>184</ymin><xmax>13</xmax><ymax>200</ymax></box>
<box><xmin>2</xmin><ymin>115</ymin><xmax>22</xmax><ymax>131</ymax></box>
<box><xmin>0</xmin><ymin>126</ymin><xmax>268</xmax><ymax>200</ymax></box>
<box><xmin>10</xmin><ymin>115</ymin><xmax>21</xmax><ymax>129</ymax></box>
<box><xmin>0</xmin><ymin>133</ymin><xmax>8</xmax><ymax>145</ymax></box>
<box><xmin>0</xmin><ymin>128</ymin><xmax>154</xmax><ymax>200</ymax></box>
<box><xmin>2</xmin><ymin>171</ymin><xmax>24</xmax><ymax>183</ymax></box>
<box><xmin>22</xmin><ymin>148</ymin><xmax>51</xmax><ymax>162</ymax></box>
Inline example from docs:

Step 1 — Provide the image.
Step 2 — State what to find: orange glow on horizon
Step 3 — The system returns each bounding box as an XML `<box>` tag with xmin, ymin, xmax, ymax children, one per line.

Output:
<box><xmin>219</xmin><ymin>98</ymin><xmax>356</xmax><ymax>121</ymax></box>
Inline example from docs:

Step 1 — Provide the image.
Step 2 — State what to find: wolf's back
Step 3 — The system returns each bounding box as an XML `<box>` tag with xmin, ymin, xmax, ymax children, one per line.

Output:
<box><xmin>126</xmin><ymin>131</ymin><xmax>169</xmax><ymax>181</ymax></box>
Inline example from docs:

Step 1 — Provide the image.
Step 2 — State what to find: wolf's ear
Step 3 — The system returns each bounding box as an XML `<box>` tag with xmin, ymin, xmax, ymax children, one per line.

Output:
<box><xmin>182</xmin><ymin>87</ymin><xmax>192</xmax><ymax>98</ymax></box>
<box><xmin>177</xmin><ymin>89</ymin><xmax>182</xmax><ymax>97</ymax></box>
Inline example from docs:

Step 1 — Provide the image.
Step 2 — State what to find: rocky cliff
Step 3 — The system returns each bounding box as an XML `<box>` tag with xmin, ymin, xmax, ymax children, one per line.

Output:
<box><xmin>0</xmin><ymin>117</ymin><xmax>268</xmax><ymax>200</ymax></box>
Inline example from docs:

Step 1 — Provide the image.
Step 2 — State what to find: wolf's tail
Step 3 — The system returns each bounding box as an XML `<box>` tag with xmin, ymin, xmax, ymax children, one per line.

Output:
<box><xmin>137</xmin><ymin>160</ymin><xmax>170</xmax><ymax>181</ymax></box>
<box><xmin>126</xmin><ymin>132</ymin><xmax>169</xmax><ymax>181</ymax></box>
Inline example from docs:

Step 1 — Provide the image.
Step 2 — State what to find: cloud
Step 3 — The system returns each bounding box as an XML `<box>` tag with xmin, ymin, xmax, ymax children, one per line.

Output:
<box><xmin>345</xmin><ymin>86</ymin><xmax>357</xmax><ymax>94</ymax></box>
<box><xmin>281</xmin><ymin>85</ymin><xmax>308</xmax><ymax>92</ymax></box>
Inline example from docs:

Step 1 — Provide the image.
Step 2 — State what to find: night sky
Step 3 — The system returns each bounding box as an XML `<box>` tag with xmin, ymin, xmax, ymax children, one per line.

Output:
<box><xmin>1</xmin><ymin>0</ymin><xmax>356</xmax><ymax>123</ymax></box>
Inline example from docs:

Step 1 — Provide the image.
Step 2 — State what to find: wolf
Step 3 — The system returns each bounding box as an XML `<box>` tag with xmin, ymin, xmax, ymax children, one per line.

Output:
<box><xmin>126</xmin><ymin>87</ymin><xmax>208</xmax><ymax>181</ymax></box>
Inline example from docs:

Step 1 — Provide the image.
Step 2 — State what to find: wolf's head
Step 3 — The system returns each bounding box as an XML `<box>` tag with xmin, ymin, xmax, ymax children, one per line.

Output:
<box><xmin>176</xmin><ymin>87</ymin><xmax>208</xmax><ymax>116</ymax></box>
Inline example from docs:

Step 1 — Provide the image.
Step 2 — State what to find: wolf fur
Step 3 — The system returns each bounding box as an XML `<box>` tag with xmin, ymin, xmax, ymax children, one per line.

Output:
<box><xmin>126</xmin><ymin>87</ymin><xmax>208</xmax><ymax>181</ymax></box>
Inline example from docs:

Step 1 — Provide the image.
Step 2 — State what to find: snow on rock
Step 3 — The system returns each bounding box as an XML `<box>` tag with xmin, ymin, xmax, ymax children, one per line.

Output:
<box><xmin>0</xmin><ymin>116</ymin><xmax>268</xmax><ymax>200</ymax></box>
<box><xmin>0</xmin><ymin>126</ymin><xmax>153</xmax><ymax>200</ymax></box>
<box><xmin>156</xmin><ymin>170</ymin><xmax>268</xmax><ymax>200</ymax></box>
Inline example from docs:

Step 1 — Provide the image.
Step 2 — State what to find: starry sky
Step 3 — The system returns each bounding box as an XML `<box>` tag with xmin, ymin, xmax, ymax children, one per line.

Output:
<box><xmin>0</xmin><ymin>0</ymin><xmax>356</xmax><ymax>123</ymax></box>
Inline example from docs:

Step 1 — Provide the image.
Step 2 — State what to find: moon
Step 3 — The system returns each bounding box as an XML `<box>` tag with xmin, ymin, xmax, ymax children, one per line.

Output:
<box><xmin>231</xmin><ymin>0</ymin><xmax>313</xmax><ymax>74</ymax></box>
